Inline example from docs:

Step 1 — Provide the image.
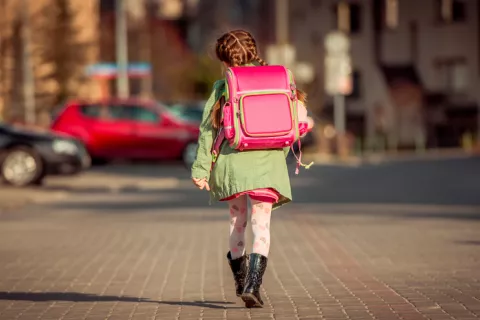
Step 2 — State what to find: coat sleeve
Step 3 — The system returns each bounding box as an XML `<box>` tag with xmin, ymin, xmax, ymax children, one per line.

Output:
<box><xmin>297</xmin><ymin>101</ymin><xmax>310</xmax><ymax>137</ymax></box>
<box><xmin>191</xmin><ymin>80</ymin><xmax>224</xmax><ymax>180</ymax></box>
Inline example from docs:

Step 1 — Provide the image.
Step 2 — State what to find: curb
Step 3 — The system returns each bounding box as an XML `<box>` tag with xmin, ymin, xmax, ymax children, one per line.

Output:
<box><xmin>303</xmin><ymin>149</ymin><xmax>475</xmax><ymax>167</ymax></box>
<box><xmin>0</xmin><ymin>177</ymin><xmax>182</xmax><ymax>211</ymax></box>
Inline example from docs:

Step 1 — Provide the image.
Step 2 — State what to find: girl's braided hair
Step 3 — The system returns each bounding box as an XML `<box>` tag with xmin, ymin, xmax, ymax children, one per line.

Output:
<box><xmin>211</xmin><ymin>30</ymin><xmax>306</xmax><ymax>129</ymax></box>
<box><xmin>215</xmin><ymin>29</ymin><xmax>267</xmax><ymax>67</ymax></box>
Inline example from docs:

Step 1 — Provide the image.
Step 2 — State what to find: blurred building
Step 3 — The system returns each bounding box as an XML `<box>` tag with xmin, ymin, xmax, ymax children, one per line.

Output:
<box><xmin>0</xmin><ymin>0</ymin><xmax>99</xmax><ymax>124</ymax></box>
<box><xmin>288</xmin><ymin>0</ymin><xmax>479</xmax><ymax>149</ymax></box>
<box><xmin>187</xmin><ymin>0</ymin><xmax>272</xmax><ymax>52</ymax></box>
<box><xmin>2</xmin><ymin>0</ymin><xmax>477</xmax><ymax>148</ymax></box>
<box><xmin>99</xmin><ymin>0</ymin><xmax>196</xmax><ymax>100</ymax></box>
<box><xmin>188</xmin><ymin>0</ymin><xmax>478</xmax><ymax>149</ymax></box>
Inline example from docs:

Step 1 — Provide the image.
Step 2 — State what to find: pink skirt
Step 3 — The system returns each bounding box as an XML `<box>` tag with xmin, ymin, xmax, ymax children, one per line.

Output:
<box><xmin>220</xmin><ymin>188</ymin><xmax>280</xmax><ymax>204</ymax></box>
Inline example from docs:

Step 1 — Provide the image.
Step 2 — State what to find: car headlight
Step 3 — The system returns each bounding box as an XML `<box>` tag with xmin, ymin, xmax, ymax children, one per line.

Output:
<box><xmin>52</xmin><ymin>139</ymin><xmax>78</xmax><ymax>155</ymax></box>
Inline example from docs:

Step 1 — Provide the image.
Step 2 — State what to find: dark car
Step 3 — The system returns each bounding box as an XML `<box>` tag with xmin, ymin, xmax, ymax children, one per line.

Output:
<box><xmin>0</xmin><ymin>123</ymin><xmax>90</xmax><ymax>186</ymax></box>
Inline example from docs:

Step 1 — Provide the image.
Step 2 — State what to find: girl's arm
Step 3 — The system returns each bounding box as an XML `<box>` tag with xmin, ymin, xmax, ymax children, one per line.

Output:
<box><xmin>297</xmin><ymin>101</ymin><xmax>314</xmax><ymax>137</ymax></box>
<box><xmin>191</xmin><ymin>80</ymin><xmax>224</xmax><ymax>181</ymax></box>
<box><xmin>284</xmin><ymin>101</ymin><xmax>314</xmax><ymax>158</ymax></box>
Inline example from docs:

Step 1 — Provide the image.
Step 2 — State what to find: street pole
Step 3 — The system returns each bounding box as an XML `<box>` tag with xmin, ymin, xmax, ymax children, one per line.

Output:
<box><xmin>275</xmin><ymin>0</ymin><xmax>288</xmax><ymax>44</ymax></box>
<box><xmin>141</xmin><ymin>0</ymin><xmax>152</xmax><ymax>98</ymax></box>
<box><xmin>334</xmin><ymin>93</ymin><xmax>346</xmax><ymax>135</ymax></box>
<box><xmin>21</xmin><ymin>0</ymin><xmax>36</xmax><ymax>125</ymax></box>
<box><xmin>477</xmin><ymin>97</ymin><xmax>480</xmax><ymax>144</ymax></box>
<box><xmin>325</xmin><ymin>31</ymin><xmax>351</xmax><ymax>157</ymax></box>
<box><xmin>275</xmin><ymin>0</ymin><xmax>289</xmax><ymax>66</ymax></box>
<box><xmin>0</xmin><ymin>0</ymin><xmax>3</xmax><ymax>122</ymax></box>
<box><xmin>116</xmin><ymin>0</ymin><xmax>129</xmax><ymax>98</ymax></box>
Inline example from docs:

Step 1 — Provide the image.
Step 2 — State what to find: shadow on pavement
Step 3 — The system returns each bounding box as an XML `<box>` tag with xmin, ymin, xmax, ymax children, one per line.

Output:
<box><xmin>454</xmin><ymin>240</ymin><xmax>480</xmax><ymax>246</ymax></box>
<box><xmin>38</xmin><ymin>157</ymin><xmax>480</xmax><ymax>221</ymax></box>
<box><xmin>38</xmin><ymin>184</ymin><xmax>165</xmax><ymax>194</ymax></box>
<box><xmin>0</xmin><ymin>292</ymin><xmax>240</xmax><ymax>309</ymax></box>
<box><xmin>288</xmin><ymin>205</ymin><xmax>480</xmax><ymax>221</ymax></box>
<box><xmin>88</xmin><ymin>161</ymin><xmax>190</xmax><ymax>179</ymax></box>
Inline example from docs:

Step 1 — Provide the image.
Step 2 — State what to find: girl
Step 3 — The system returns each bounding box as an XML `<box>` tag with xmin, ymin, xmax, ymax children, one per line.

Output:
<box><xmin>191</xmin><ymin>30</ymin><xmax>313</xmax><ymax>308</ymax></box>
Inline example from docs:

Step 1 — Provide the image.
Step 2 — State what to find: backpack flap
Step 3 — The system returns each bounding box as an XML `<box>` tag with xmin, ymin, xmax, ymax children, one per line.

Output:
<box><xmin>240</xmin><ymin>92</ymin><xmax>293</xmax><ymax>137</ymax></box>
<box><xmin>225</xmin><ymin>65</ymin><xmax>298</xmax><ymax>150</ymax></box>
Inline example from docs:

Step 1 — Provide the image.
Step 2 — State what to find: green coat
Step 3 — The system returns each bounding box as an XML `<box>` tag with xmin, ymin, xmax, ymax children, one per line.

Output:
<box><xmin>191</xmin><ymin>80</ymin><xmax>292</xmax><ymax>209</ymax></box>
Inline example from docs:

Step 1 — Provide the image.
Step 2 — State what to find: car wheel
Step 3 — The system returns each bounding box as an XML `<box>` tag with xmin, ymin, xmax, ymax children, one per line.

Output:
<box><xmin>182</xmin><ymin>142</ymin><xmax>198</xmax><ymax>168</ymax></box>
<box><xmin>1</xmin><ymin>147</ymin><xmax>44</xmax><ymax>187</ymax></box>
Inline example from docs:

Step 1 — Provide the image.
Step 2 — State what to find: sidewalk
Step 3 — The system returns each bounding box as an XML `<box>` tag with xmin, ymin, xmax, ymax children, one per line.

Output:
<box><xmin>0</xmin><ymin>195</ymin><xmax>479</xmax><ymax>319</ymax></box>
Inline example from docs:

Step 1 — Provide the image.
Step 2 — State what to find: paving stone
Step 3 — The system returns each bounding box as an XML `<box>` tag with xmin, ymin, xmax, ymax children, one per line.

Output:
<box><xmin>0</xmin><ymin>179</ymin><xmax>479</xmax><ymax>320</ymax></box>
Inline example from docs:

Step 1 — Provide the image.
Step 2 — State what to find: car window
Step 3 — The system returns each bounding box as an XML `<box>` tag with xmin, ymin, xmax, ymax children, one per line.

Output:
<box><xmin>80</xmin><ymin>103</ymin><xmax>159</xmax><ymax>123</ymax></box>
<box><xmin>166</xmin><ymin>103</ymin><xmax>203</xmax><ymax>122</ymax></box>
<box><xmin>80</xmin><ymin>104</ymin><xmax>101</xmax><ymax>118</ymax></box>
<box><xmin>130</xmin><ymin>106</ymin><xmax>159</xmax><ymax>123</ymax></box>
<box><xmin>108</xmin><ymin>105</ymin><xmax>133</xmax><ymax>120</ymax></box>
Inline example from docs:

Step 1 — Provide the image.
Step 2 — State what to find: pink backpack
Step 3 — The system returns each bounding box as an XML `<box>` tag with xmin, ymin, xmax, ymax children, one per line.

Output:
<box><xmin>212</xmin><ymin>65</ymin><xmax>312</xmax><ymax>174</ymax></box>
<box><xmin>222</xmin><ymin>65</ymin><xmax>299</xmax><ymax>150</ymax></box>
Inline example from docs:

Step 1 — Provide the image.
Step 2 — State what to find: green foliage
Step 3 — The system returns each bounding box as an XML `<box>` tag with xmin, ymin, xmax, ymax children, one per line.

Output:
<box><xmin>188</xmin><ymin>54</ymin><xmax>222</xmax><ymax>98</ymax></box>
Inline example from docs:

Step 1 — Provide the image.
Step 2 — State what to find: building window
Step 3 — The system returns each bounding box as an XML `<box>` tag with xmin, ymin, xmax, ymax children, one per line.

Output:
<box><xmin>334</xmin><ymin>2</ymin><xmax>362</xmax><ymax>34</ymax></box>
<box><xmin>436</xmin><ymin>0</ymin><xmax>466</xmax><ymax>23</ymax></box>
<box><xmin>385</xmin><ymin>0</ymin><xmax>399</xmax><ymax>29</ymax></box>
<box><xmin>436</xmin><ymin>58</ymin><xmax>468</xmax><ymax>93</ymax></box>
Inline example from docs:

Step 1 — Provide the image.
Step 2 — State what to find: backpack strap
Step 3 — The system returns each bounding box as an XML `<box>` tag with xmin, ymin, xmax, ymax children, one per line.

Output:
<box><xmin>211</xmin><ymin>127</ymin><xmax>225</xmax><ymax>170</ymax></box>
<box><xmin>210</xmin><ymin>85</ymin><xmax>227</xmax><ymax>171</ymax></box>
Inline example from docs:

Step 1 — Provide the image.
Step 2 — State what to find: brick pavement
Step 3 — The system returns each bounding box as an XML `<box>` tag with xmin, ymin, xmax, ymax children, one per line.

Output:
<box><xmin>0</xmin><ymin>190</ymin><xmax>479</xmax><ymax>319</ymax></box>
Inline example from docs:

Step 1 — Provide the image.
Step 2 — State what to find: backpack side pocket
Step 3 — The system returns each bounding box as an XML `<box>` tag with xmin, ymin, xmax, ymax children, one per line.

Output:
<box><xmin>222</xmin><ymin>102</ymin><xmax>235</xmax><ymax>140</ymax></box>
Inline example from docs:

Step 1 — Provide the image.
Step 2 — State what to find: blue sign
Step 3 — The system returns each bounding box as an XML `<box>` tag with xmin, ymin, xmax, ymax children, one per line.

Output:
<box><xmin>86</xmin><ymin>62</ymin><xmax>152</xmax><ymax>77</ymax></box>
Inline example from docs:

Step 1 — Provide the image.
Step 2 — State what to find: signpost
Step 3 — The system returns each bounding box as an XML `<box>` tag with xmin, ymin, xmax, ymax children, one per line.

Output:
<box><xmin>21</xmin><ymin>0</ymin><xmax>35</xmax><ymax>125</ymax></box>
<box><xmin>116</xmin><ymin>0</ymin><xmax>129</xmax><ymax>98</ymax></box>
<box><xmin>324</xmin><ymin>31</ymin><xmax>352</xmax><ymax>136</ymax></box>
<box><xmin>86</xmin><ymin>63</ymin><xmax>152</xmax><ymax>79</ymax></box>
<box><xmin>86</xmin><ymin>62</ymin><xmax>152</xmax><ymax>100</ymax></box>
<box><xmin>266</xmin><ymin>44</ymin><xmax>296</xmax><ymax>68</ymax></box>
<box><xmin>266</xmin><ymin>45</ymin><xmax>315</xmax><ymax>84</ymax></box>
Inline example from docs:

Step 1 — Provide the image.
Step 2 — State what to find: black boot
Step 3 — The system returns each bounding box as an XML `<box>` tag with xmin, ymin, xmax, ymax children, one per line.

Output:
<box><xmin>241</xmin><ymin>253</ymin><xmax>268</xmax><ymax>308</ymax></box>
<box><xmin>227</xmin><ymin>252</ymin><xmax>248</xmax><ymax>297</ymax></box>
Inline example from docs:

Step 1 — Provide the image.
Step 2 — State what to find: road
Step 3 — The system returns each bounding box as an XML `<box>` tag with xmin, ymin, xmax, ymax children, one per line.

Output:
<box><xmin>0</xmin><ymin>156</ymin><xmax>479</xmax><ymax>320</ymax></box>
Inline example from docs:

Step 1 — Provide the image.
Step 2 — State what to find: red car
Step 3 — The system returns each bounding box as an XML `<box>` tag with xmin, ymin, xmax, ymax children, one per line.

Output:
<box><xmin>51</xmin><ymin>99</ymin><xmax>201</xmax><ymax>166</ymax></box>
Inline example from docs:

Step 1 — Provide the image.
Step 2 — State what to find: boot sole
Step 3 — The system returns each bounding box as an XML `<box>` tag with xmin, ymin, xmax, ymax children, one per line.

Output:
<box><xmin>241</xmin><ymin>293</ymin><xmax>263</xmax><ymax>308</ymax></box>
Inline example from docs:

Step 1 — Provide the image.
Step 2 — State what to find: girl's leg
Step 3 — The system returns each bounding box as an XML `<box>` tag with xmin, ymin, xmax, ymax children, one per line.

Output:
<box><xmin>242</xmin><ymin>198</ymin><xmax>272</xmax><ymax>308</ymax></box>
<box><xmin>227</xmin><ymin>195</ymin><xmax>248</xmax><ymax>259</ymax></box>
<box><xmin>250</xmin><ymin>199</ymin><xmax>273</xmax><ymax>257</ymax></box>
